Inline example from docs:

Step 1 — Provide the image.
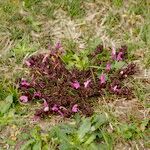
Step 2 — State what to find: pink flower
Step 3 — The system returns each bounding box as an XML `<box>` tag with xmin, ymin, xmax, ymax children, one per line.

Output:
<box><xmin>72</xmin><ymin>104</ymin><xmax>79</xmax><ymax>112</ymax></box>
<box><xmin>84</xmin><ymin>79</ymin><xmax>91</xmax><ymax>88</ymax></box>
<box><xmin>106</xmin><ymin>63</ymin><xmax>111</xmax><ymax>71</ymax></box>
<box><xmin>120</xmin><ymin>71</ymin><xmax>124</xmax><ymax>74</ymax></box>
<box><xmin>71</xmin><ymin>80</ymin><xmax>80</xmax><ymax>89</ymax></box>
<box><xmin>43</xmin><ymin>100</ymin><xmax>49</xmax><ymax>112</ymax></box>
<box><xmin>111</xmin><ymin>85</ymin><xmax>120</xmax><ymax>93</ymax></box>
<box><xmin>51</xmin><ymin>104</ymin><xmax>58</xmax><ymax>111</ymax></box>
<box><xmin>33</xmin><ymin>92</ymin><xmax>41</xmax><ymax>99</ymax></box>
<box><xmin>116</xmin><ymin>52</ymin><xmax>123</xmax><ymax>61</ymax></box>
<box><xmin>55</xmin><ymin>42</ymin><xmax>62</xmax><ymax>49</ymax></box>
<box><xmin>25</xmin><ymin>60</ymin><xmax>31</xmax><ymax>67</ymax></box>
<box><xmin>111</xmin><ymin>47</ymin><xmax>116</xmax><ymax>60</ymax></box>
<box><xmin>113</xmin><ymin>85</ymin><xmax>118</xmax><ymax>91</ymax></box>
<box><xmin>52</xmin><ymin>105</ymin><xmax>64</xmax><ymax>116</ymax></box>
<box><xmin>100</xmin><ymin>74</ymin><xmax>106</xmax><ymax>84</ymax></box>
<box><xmin>20</xmin><ymin>79</ymin><xmax>30</xmax><ymax>88</ymax></box>
<box><xmin>20</xmin><ymin>95</ymin><xmax>28</xmax><ymax>103</ymax></box>
<box><xmin>42</xmin><ymin>54</ymin><xmax>49</xmax><ymax>63</ymax></box>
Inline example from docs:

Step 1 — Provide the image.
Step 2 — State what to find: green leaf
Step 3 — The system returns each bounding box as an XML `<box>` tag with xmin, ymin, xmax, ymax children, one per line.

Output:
<box><xmin>113</xmin><ymin>61</ymin><xmax>126</xmax><ymax>69</ymax></box>
<box><xmin>0</xmin><ymin>94</ymin><xmax>13</xmax><ymax>114</ymax></box>
<box><xmin>73</xmin><ymin>54</ymin><xmax>80</xmax><ymax>61</ymax></box>
<box><xmin>52</xmin><ymin>126</ymin><xmax>71</xmax><ymax>144</ymax></box>
<box><xmin>101</xmin><ymin>130</ymin><xmax>113</xmax><ymax>149</ymax></box>
<box><xmin>5</xmin><ymin>94</ymin><xmax>13</xmax><ymax>103</ymax></box>
<box><xmin>84</xmin><ymin>134</ymin><xmax>96</xmax><ymax>145</ymax></box>
<box><xmin>123</xmin><ymin>131</ymin><xmax>132</xmax><ymax>139</ymax></box>
<box><xmin>85</xmin><ymin>142</ymin><xmax>99</xmax><ymax>150</ymax></box>
<box><xmin>78</xmin><ymin>118</ymin><xmax>91</xmax><ymax>141</ymax></box>
<box><xmin>20</xmin><ymin>139</ymin><xmax>35</xmax><ymax>150</ymax></box>
<box><xmin>91</xmin><ymin>114</ymin><xmax>108</xmax><ymax>129</ymax></box>
<box><xmin>87</xmin><ymin>37</ymin><xmax>102</xmax><ymax>52</ymax></box>
<box><xmin>32</xmin><ymin>141</ymin><xmax>42</xmax><ymax>150</ymax></box>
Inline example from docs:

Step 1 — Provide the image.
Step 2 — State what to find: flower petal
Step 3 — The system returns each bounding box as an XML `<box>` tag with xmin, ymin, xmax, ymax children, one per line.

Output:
<box><xmin>116</xmin><ymin>52</ymin><xmax>123</xmax><ymax>61</ymax></box>
<box><xmin>20</xmin><ymin>79</ymin><xmax>30</xmax><ymax>88</ymax></box>
<box><xmin>71</xmin><ymin>81</ymin><xmax>80</xmax><ymax>89</ymax></box>
<box><xmin>100</xmin><ymin>74</ymin><xmax>106</xmax><ymax>84</ymax></box>
<box><xmin>72</xmin><ymin>104</ymin><xmax>79</xmax><ymax>112</ymax></box>
<box><xmin>25</xmin><ymin>60</ymin><xmax>31</xmax><ymax>67</ymax></box>
<box><xmin>44</xmin><ymin>107</ymin><xmax>49</xmax><ymax>112</ymax></box>
<box><xmin>106</xmin><ymin>63</ymin><xmax>111</xmax><ymax>71</ymax></box>
<box><xmin>51</xmin><ymin>104</ymin><xmax>58</xmax><ymax>111</ymax></box>
<box><xmin>55</xmin><ymin>42</ymin><xmax>62</xmax><ymax>49</ymax></box>
<box><xmin>20</xmin><ymin>95</ymin><xmax>28</xmax><ymax>103</ymax></box>
<box><xmin>84</xmin><ymin>79</ymin><xmax>91</xmax><ymax>88</ymax></box>
<box><xmin>33</xmin><ymin>92</ymin><xmax>41</xmax><ymax>99</ymax></box>
<box><xmin>43</xmin><ymin>99</ymin><xmax>49</xmax><ymax>112</ymax></box>
<box><xmin>111</xmin><ymin>46</ymin><xmax>116</xmax><ymax>60</ymax></box>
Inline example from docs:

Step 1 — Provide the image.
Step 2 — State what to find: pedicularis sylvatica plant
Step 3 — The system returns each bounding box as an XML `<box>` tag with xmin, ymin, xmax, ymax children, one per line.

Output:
<box><xmin>18</xmin><ymin>42</ymin><xmax>136</xmax><ymax>118</ymax></box>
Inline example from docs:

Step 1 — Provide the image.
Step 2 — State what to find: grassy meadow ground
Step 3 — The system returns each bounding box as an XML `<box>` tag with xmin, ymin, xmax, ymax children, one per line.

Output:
<box><xmin>0</xmin><ymin>0</ymin><xmax>150</xmax><ymax>149</ymax></box>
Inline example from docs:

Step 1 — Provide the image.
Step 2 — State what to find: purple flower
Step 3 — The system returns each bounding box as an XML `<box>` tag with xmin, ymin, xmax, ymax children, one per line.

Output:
<box><xmin>100</xmin><ymin>74</ymin><xmax>106</xmax><ymax>84</ymax></box>
<box><xmin>110</xmin><ymin>82</ymin><xmax>121</xmax><ymax>94</ymax></box>
<box><xmin>42</xmin><ymin>54</ymin><xmax>49</xmax><ymax>63</ymax></box>
<box><xmin>111</xmin><ymin>47</ymin><xmax>116</xmax><ymax>60</ymax></box>
<box><xmin>20</xmin><ymin>95</ymin><xmax>28</xmax><ymax>103</ymax></box>
<box><xmin>52</xmin><ymin>105</ymin><xmax>64</xmax><ymax>116</ymax></box>
<box><xmin>33</xmin><ymin>92</ymin><xmax>41</xmax><ymax>99</ymax></box>
<box><xmin>116</xmin><ymin>52</ymin><xmax>123</xmax><ymax>61</ymax></box>
<box><xmin>113</xmin><ymin>85</ymin><xmax>118</xmax><ymax>92</ymax></box>
<box><xmin>43</xmin><ymin>100</ymin><xmax>49</xmax><ymax>112</ymax></box>
<box><xmin>72</xmin><ymin>104</ymin><xmax>79</xmax><ymax>112</ymax></box>
<box><xmin>120</xmin><ymin>71</ymin><xmax>124</xmax><ymax>75</ymax></box>
<box><xmin>51</xmin><ymin>104</ymin><xmax>58</xmax><ymax>111</ymax></box>
<box><xmin>106</xmin><ymin>63</ymin><xmax>111</xmax><ymax>71</ymax></box>
<box><xmin>55</xmin><ymin>42</ymin><xmax>62</xmax><ymax>49</ymax></box>
<box><xmin>25</xmin><ymin>60</ymin><xmax>31</xmax><ymax>67</ymax></box>
<box><xmin>20</xmin><ymin>79</ymin><xmax>30</xmax><ymax>88</ymax></box>
<box><xmin>112</xmin><ymin>85</ymin><xmax>121</xmax><ymax>94</ymax></box>
<box><xmin>84</xmin><ymin>79</ymin><xmax>91</xmax><ymax>88</ymax></box>
<box><xmin>71</xmin><ymin>80</ymin><xmax>80</xmax><ymax>89</ymax></box>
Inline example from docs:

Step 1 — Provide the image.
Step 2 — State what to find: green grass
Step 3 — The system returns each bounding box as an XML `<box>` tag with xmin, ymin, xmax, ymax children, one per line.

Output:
<box><xmin>11</xmin><ymin>38</ymin><xmax>39</xmax><ymax>63</ymax></box>
<box><xmin>0</xmin><ymin>0</ymin><xmax>150</xmax><ymax>149</ymax></box>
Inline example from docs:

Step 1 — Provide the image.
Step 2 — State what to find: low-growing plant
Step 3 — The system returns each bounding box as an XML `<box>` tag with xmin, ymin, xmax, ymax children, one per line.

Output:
<box><xmin>49</xmin><ymin>113</ymin><xmax>112</xmax><ymax>150</ymax></box>
<box><xmin>19</xmin><ymin>113</ymin><xmax>113</xmax><ymax>150</ymax></box>
<box><xmin>13</xmin><ymin>113</ymin><xmax>149</xmax><ymax>150</ymax></box>
<box><xmin>18</xmin><ymin>41</ymin><xmax>136</xmax><ymax>118</ymax></box>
